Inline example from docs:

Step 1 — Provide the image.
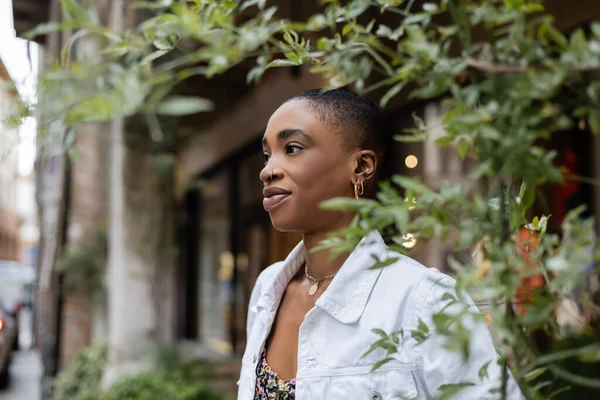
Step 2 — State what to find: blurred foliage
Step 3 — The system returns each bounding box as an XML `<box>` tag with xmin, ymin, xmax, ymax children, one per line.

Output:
<box><xmin>53</xmin><ymin>343</ymin><xmax>108</xmax><ymax>400</ymax></box>
<box><xmin>52</xmin><ymin>343</ymin><xmax>225</xmax><ymax>400</ymax></box>
<box><xmin>18</xmin><ymin>0</ymin><xmax>600</xmax><ymax>399</ymax></box>
<box><xmin>543</xmin><ymin>324</ymin><xmax>600</xmax><ymax>400</ymax></box>
<box><xmin>103</xmin><ymin>346</ymin><xmax>225</xmax><ymax>400</ymax></box>
<box><xmin>55</xmin><ymin>230</ymin><xmax>107</xmax><ymax>297</ymax></box>
<box><xmin>103</xmin><ymin>372</ymin><xmax>224</xmax><ymax>400</ymax></box>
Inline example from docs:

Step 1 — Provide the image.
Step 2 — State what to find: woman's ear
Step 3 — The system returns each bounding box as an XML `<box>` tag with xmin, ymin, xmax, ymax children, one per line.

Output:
<box><xmin>353</xmin><ymin>150</ymin><xmax>377</xmax><ymax>183</ymax></box>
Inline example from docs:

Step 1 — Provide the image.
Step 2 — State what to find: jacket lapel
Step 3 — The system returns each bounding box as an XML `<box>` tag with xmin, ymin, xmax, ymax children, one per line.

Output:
<box><xmin>315</xmin><ymin>230</ymin><xmax>387</xmax><ymax>324</ymax></box>
<box><xmin>254</xmin><ymin>230</ymin><xmax>388</xmax><ymax>324</ymax></box>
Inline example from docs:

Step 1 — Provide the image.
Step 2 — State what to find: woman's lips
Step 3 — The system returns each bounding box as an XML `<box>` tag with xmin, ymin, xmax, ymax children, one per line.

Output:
<box><xmin>262</xmin><ymin>187</ymin><xmax>291</xmax><ymax>212</ymax></box>
<box><xmin>263</xmin><ymin>193</ymin><xmax>290</xmax><ymax>211</ymax></box>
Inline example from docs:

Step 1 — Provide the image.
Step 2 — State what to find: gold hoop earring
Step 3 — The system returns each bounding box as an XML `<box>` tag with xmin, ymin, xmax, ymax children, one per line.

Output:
<box><xmin>354</xmin><ymin>181</ymin><xmax>364</xmax><ymax>199</ymax></box>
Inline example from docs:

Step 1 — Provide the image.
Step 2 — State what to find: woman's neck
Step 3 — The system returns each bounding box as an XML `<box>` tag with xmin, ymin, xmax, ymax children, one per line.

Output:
<box><xmin>302</xmin><ymin>230</ymin><xmax>351</xmax><ymax>279</ymax></box>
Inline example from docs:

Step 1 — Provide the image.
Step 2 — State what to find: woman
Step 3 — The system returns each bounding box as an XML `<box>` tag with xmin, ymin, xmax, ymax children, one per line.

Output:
<box><xmin>238</xmin><ymin>89</ymin><xmax>524</xmax><ymax>400</ymax></box>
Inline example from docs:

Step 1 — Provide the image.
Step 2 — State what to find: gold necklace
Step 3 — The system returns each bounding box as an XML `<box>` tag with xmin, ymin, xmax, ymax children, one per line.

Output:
<box><xmin>304</xmin><ymin>263</ymin><xmax>336</xmax><ymax>296</ymax></box>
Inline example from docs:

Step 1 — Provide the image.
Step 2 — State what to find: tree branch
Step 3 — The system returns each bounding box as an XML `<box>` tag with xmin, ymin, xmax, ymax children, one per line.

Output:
<box><xmin>466</xmin><ymin>58</ymin><xmax>600</xmax><ymax>73</ymax></box>
<box><xmin>549</xmin><ymin>365</ymin><xmax>600</xmax><ymax>389</ymax></box>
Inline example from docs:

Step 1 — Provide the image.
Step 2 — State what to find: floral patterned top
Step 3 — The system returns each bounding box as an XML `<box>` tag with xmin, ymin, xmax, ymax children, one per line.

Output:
<box><xmin>254</xmin><ymin>351</ymin><xmax>296</xmax><ymax>399</ymax></box>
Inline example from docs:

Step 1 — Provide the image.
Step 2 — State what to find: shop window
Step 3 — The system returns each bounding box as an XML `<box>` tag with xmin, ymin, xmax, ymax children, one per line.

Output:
<box><xmin>197</xmin><ymin>170</ymin><xmax>233</xmax><ymax>355</ymax></box>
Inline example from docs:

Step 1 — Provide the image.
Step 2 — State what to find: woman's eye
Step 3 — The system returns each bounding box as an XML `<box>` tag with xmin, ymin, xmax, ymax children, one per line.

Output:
<box><xmin>262</xmin><ymin>153</ymin><xmax>270</xmax><ymax>163</ymax></box>
<box><xmin>286</xmin><ymin>144</ymin><xmax>302</xmax><ymax>154</ymax></box>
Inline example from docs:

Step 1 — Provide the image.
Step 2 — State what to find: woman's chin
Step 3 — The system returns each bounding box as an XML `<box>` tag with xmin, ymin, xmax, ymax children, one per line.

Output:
<box><xmin>269</xmin><ymin>214</ymin><xmax>304</xmax><ymax>233</ymax></box>
<box><xmin>269</xmin><ymin>220</ymin><xmax>299</xmax><ymax>233</ymax></box>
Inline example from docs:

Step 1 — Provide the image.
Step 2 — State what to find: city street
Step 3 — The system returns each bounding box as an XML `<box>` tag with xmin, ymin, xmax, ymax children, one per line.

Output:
<box><xmin>0</xmin><ymin>309</ymin><xmax>41</xmax><ymax>400</ymax></box>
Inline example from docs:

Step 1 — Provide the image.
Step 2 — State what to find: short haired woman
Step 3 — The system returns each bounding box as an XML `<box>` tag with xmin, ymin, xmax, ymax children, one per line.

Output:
<box><xmin>238</xmin><ymin>88</ymin><xmax>524</xmax><ymax>400</ymax></box>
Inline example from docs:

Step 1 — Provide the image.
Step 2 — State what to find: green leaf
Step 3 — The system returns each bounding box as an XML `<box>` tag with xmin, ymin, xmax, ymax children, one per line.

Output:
<box><xmin>456</xmin><ymin>137</ymin><xmax>468</xmax><ymax>160</ymax></box>
<box><xmin>578</xmin><ymin>345</ymin><xmax>600</xmax><ymax>363</ymax></box>
<box><xmin>266</xmin><ymin>59</ymin><xmax>301</xmax><ymax>68</ymax></box>
<box><xmin>320</xmin><ymin>197</ymin><xmax>376</xmax><ymax>211</ymax></box>
<box><xmin>153</xmin><ymin>38</ymin><xmax>174</xmax><ymax>50</ymax></box>
<box><xmin>240</xmin><ymin>0</ymin><xmax>266</xmax><ymax>10</ymax></box>
<box><xmin>372</xmin><ymin>328</ymin><xmax>388</xmax><ymax>338</ymax></box>
<box><xmin>592</xmin><ymin>23</ymin><xmax>600</xmax><ymax>39</ymax></box>
<box><xmin>435</xmin><ymin>383</ymin><xmax>475</xmax><ymax>400</ymax></box>
<box><xmin>438</xmin><ymin>25</ymin><xmax>459</xmax><ymax>39</ymax></box>
<box><xmin>391</xmin><ymin>330</ymin><xmax>403</xmax><ymax>345</ymax></box>
<box><xmin>422</xmin><ymin>2</ymin><xmax>439</xmax><ymax>12</ymax></box>
<box><xmin>479</xmin><ymin>125</ymin><xmax>502</xmax><ymax>140</ymax></box>
<box><xmin>417</xmin><ymin>318</ymin><xmax>430</xmax><ymax>334</ymax></box>
<box><xmin>61</xmin><ymin>0</ymin><xmax>93</xmax><ymax>23</ymax></box>
<box><xmin>524</xmin><ymin>367</ymin><xmax>548</xmax><ymax>382</ymax></box>
<box><xmin>362</xmin><ymin>338</ymin><xmax>387</xmax><ymax>359</ymax></box>
<box><xmin>381</xmin><ymin>82</ymin><xmax>405</xmax><ymax>107</ymax></box>
<box><xmin>369</xmin><ymin>257</ymin><xmax>399</xmax><ymax>270</ymax></box>
<box><xmin>441</xmin><ymin>292</ymin><xmax>456</xmax><ymax>302</ymax></box>
<box><xmin>133</xmin><ymin>0</ymin><xmax>173</xmax><ymax>9</ymax></box>
<box><xmin>547</xmin><ymin>386</ymin><xmax>572</xmax><ymax>398</ymax></box>
<box><xmin>522</xmin><ymin>3</ymin><xmax>544</xmax><ymax>13</ymax></box>
<box><xmin>371</xmin><ymin>357</ymin><xmax>394</xmax><ymax>372</ymax></box>
<box><xmin>569</xmin><ymin>29</ymin><xmax>590</xmax><ymax>57</ymax></box>
<box><xmin>261</xmin><ymin>6</ymin><xmax>278</xmax><ymax>22</ymax></box>
<box><xmin>141</xmin><ymin>50</ymin><xmax>169</xmax><ymax>66</ymax></box>
<box><xmin>435</xmin><ymin>135</ymin><xmax>454</xmax><ymax>147</ymax></box>
<box><xmin>478</xmin><ymin>360</ymin><xmax>492</xmax><ymax>381</ymax></box>
<box><xmin>410</xmin><ymin>74</ymin><xmax>448</xmax><ymax>99</ymax></box>
<box><xmin>518</xmin><ymin>182</ymin><xmax>536</xmax><ymax>214</ymax></box>
<box><xmin>156</xmin><ymin>96</ymin><xmax>213</xmax><ymax>116</ymax></box>
<box><xmin>404</xmin><ymin>14</ymin><xmax>431</xmax><ymax>25</ymax></box>
<box><xmin>283</xmin><ymin>51</ymin><xmax>300</xmax><ymax>63</ymax></box>
<box><xmin>306</xmin><ymin>14</ymin><xmax>328</xmax><ymax>31</ymax></box>
<box><xmin>537</xmin><ymin>19</ymin><xmax>568</xmax><ymax>50</ymax></box>
<box><xmin>376</xmin><ymin>24</ymin><xmax>404</xmax><ymax>41</ymax></box>
<box><xmin>342</xmin><ymin>23</ymin><xmax>353</xmax><ymax>36</ymax></box>
<box><xmin>392</xmin><ymin>176</ymin><xmax>433</xmax><ymax>195</ymax></box>
<box><xmin>23</xmin><ymin>21</ymin><xmax>76</xmax><ymax>39</ymax></box>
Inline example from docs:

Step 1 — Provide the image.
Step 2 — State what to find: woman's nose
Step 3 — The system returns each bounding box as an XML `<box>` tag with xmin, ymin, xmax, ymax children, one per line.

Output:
<box><xmin>260</xmin><ymin>163</ymin><xmax>281</xmax><ymax>183</ymax></box>
<box><xmin>259</xmin><ymin>166</ymin><xmax>271</xmax><ymax>183</ymax></box>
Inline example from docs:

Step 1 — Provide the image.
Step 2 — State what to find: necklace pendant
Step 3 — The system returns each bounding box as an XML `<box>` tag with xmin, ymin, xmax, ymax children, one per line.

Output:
<box><xmin>308</xmin><ymin>282</ymin><xmax>319</xmax><ymax>296</ymax></box>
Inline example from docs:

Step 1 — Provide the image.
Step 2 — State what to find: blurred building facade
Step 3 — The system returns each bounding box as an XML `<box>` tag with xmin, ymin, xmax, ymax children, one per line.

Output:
<box><xmin>0</xmin><ymin>56</ymin><xmax>21</xmax><ymax>262</ymax></box>
<box><xmin>16</xmin><ymin>171</ymin><xmax>39</xmax><ymax>267</ymax></box>
<box><xmin>11</xmin><ymin>0</ymin><xmax>600</xmax><ymax>395</ymax></box>
<box><xmin>12</xmin><ymin>0</ymin><xmax>109</xmax><ymax>394</ymax></box>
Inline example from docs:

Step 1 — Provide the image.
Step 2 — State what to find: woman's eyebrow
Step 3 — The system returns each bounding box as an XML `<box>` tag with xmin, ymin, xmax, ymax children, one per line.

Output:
<box><xmin>262</xmin><ymin>128</ymin><xmax>313</xmax><ymax>147</ymax></box>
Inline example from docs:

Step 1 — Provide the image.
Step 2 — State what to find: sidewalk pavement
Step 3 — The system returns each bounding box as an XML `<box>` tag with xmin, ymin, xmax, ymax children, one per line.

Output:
<box><xmin>0</xmin><ymin>350</ymin><xmax>42</xmax><ymax>400</ymax></box>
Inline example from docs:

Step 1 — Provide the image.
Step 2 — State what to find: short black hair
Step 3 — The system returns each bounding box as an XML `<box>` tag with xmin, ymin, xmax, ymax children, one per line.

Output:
<box><xmin>286</xmin><ymin>88</ymin><xmax>392</xmax><ymax>179</ymax></box>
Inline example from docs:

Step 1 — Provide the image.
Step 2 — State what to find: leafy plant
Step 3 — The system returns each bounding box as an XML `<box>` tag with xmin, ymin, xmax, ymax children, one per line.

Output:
<box><xmin>104</xmin><ymin>347</ymin><xmax>225</xmax><ymax>400</ymax></box>
<box><xmin>16</xmin><ymin>0</ymin><xmax>600</xmax><ymax>399</ymax></box>
<box><xmin>52</xmin><ymin>343</ymin><xmax>108</xmax><ymax>400</ymax></box>
<box><xmin>103</xmin><ymin>371</ymin><xmax>224</xmax><ymax>400</ymax></box>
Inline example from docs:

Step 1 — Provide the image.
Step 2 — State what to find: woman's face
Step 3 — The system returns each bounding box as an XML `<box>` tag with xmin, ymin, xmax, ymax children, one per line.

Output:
<box><xmin>260</xmin><ymin>100</ymin><xmax>359</xmax><ymax>233</ymax></box>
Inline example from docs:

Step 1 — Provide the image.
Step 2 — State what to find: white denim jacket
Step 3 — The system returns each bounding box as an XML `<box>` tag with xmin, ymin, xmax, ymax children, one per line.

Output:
<box><xmin>238</xmin><ymin>231</ymin><xmax>525</xmax><ymax>400</ymax></box>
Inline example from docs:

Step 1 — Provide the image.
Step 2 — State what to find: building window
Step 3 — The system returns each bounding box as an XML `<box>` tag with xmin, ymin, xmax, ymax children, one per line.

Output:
<box><xmin>198</xmin><ymin>170</ymin><xmax>233</xmax><ymax>355</ymax></box>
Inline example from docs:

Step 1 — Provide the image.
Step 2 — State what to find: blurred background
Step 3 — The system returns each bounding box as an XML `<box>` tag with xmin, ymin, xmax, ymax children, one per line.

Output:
<box><xmin>0</xmin><ymin>0</ymin><xmax>599</xmax><ymax>399</ymax></box>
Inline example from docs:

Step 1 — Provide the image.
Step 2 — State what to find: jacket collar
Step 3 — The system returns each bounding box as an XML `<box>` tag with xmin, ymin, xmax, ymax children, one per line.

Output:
<box><xmin>256</xmin><ymin>230</ymin><xmax>387</xmax><ymax>324</ymax></box>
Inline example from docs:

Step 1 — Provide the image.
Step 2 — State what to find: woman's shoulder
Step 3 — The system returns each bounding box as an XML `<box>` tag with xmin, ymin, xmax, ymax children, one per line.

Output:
<box><xmin>377</xmin><ymin>249</ymin><xmax>452</xmax><ymax>290</ymax></box>
<box><xmin>248</xmin><ymin>261</ymin><xmax>287</xmax><ymax>302</ymax></box>
<box><xmin>254</xmin><ymin>261</ymin><xmax>286</xmax><ymax>286</ymax></box>
<box><xmin>372</xmin><ymin>249</ymin><xmax>459</xmax><ymax>316</ymax></box>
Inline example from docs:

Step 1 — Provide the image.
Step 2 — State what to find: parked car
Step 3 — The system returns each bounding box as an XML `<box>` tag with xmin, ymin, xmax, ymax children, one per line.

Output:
<box><xmin>0</xmin><ymin>307</ymin><xmax>17</xmax><ymax>389</ymax></box>
<box><xmin>0</xmin><ymin>261</ymin><xmax>26</xmax><ymax>350</ymax></box>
